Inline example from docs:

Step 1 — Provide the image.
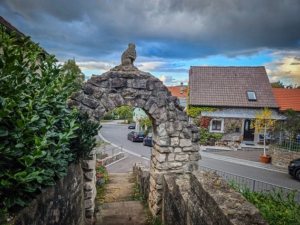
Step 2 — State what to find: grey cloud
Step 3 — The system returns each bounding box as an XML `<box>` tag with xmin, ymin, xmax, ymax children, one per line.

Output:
<box><xmin>294</xmin><ymin>57</ymin><xmax>300</xmax><ymax>61</ymax></box>
<box><xmin>1</xmin><ymin>0</ymin><xmax>300</xmax><ymax>61</ymax></box>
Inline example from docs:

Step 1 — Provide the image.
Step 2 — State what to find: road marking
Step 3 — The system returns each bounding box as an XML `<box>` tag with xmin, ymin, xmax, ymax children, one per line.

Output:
<box><xmin>98</xmin><ymin>131</ymin><xmax>150</xmax><ymax>160</ymax></box>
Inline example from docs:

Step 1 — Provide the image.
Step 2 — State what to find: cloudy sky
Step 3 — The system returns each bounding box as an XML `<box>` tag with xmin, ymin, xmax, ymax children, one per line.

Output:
<box><xmin>1</xmin><ymin>0</ymin><xmax>300</xmax><ymax>86</ymax></box>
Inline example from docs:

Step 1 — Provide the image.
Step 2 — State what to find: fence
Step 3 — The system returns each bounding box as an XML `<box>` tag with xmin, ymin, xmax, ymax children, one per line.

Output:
<box><xmin>270</xmin><ymin>137</ymin><xmax>300</xmax><ymax>152</ymax></box>
<box><xmin>200</xmin><ymin>166</ymin><xmax>300</xmax><ymax>202</ymax></box>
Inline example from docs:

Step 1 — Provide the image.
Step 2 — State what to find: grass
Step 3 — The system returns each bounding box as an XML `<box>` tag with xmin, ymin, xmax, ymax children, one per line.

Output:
<box><xmin>132</xmin><ymin>183</ymin><xmax>145</xmax><ymax>201</ymax></box>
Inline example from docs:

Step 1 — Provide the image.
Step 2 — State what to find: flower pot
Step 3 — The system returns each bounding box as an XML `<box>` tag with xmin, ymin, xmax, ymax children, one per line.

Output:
<box><xmin>260</xmin><ymin>154</ymin><xmax>271</xmax><ymax>164</ymax></box>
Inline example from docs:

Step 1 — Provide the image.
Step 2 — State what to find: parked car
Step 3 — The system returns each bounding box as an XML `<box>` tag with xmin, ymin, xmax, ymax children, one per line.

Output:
<box><xmin>143</xmin><ymin>133</ymin><xmax>153</xmax><ymax>147</ymax></box>
<box><xmin>127</xmin><ymin>131</ymin><xmax>145</xmax><ymax>142</ymax></box>
<box><xmin>128</xmin><ymin>123</ymin><xmax>136</xmax><ymax>129</ymax></box>
<box><xmin>288</xmin><ymin>158</ymin><xmax>300</xmax><ymax>181</ymax></box>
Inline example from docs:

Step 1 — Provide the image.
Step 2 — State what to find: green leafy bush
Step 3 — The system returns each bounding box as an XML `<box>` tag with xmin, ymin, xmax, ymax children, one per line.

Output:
<box><xmin>230</xmin><ymin>182</ymin><xmax>300</xmax><ymax>225</ymax></box>
<box><xmin>199</xmin><ymin>128</ymin><xmax>223</xmax><ymax>143</ymax></box>
<box><xmin>0</xmin><ymin>27</ymin><xmax>100</xmax><ymax>217</ymax></box>
<box><xmin>70</xmin><ymin>112</ymin><xmax>101</xmax><ymax>160</ymax></box>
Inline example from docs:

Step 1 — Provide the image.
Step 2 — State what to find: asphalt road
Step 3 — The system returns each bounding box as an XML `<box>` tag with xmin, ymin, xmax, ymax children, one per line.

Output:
<box><xmin>99</xmin><ymin>121</ymin><xmax>300</xmax><ymax>191</ymax></box>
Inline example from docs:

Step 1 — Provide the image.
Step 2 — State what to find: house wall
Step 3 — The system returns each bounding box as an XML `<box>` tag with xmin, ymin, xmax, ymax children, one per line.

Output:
<box><xmin>222</xmin><ymin>118</ymin><xmax>244</xmax><ymax>140</ymax></box>
<box><xmin>133</xmin><ymin>107</ymin><xmax>147</xmax><ymax>121</ymax></box>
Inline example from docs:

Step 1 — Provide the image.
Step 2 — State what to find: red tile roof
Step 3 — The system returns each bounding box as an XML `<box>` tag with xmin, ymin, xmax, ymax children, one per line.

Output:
<box><xmin>272</xmin><ymin>88</ymin><xmax>300</xmax><ymax>112</ymax></box>
<box><xmin>167</xmin><ymin>86</ymin><xmax>187</xmax><ymax>98</ymax></box>
<box><xmin>189</xmin><ymin>66</ymin><xmax>278</xmax><ymax>108</ymax></box>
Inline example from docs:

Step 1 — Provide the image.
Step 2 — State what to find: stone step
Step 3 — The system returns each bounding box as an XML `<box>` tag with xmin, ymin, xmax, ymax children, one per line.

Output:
<box><xmin>96</xmin><ymin>201</ymin><xmax>151</xmax><ymax>225</ymax></box>
<box><xmin>95</xmin><ymin>173</ymin><xmax>151</xmax><ymax>225</ymax></box>
<box><xmin>100</xmin><ymin>173</ymin><xmax>136</xmax><ymax>202</ymax></box>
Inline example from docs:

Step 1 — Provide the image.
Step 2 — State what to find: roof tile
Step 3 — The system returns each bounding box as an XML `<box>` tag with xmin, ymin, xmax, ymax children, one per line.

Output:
<box><xmin>272</xmin><ymin>88</ymin><xmax>300</xmax><ymax>111</ymax></box>
<box><xmin>166</xmin><ymin>86</ymin><xmax>187</xmax><ymax>98</ymax></box>
<box><xmin>189</xmin><ymin>66</ymin><xmax>278</xmax><ymax>108</ymax></box>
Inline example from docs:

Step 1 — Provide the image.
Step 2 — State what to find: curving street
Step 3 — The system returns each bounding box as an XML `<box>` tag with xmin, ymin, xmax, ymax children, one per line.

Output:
<box><xmin>99</xmin><ymin>121</ymin><xmax>300</xmax><ymax>191</ymax></box>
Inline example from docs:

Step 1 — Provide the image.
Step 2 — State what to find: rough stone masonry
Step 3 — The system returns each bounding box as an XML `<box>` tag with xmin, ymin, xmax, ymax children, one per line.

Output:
<box><xmin>67</xmin><ymin>43</ymin><xmax>201</xmax><ymax>216</ymax></box>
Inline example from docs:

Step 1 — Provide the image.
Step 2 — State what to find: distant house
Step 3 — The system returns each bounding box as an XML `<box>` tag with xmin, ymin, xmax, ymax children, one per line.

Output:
<box><xmin>132</xmin><ymin>107</ymin><xmax>148</xmax><ymax>131</ymax></box>
<box><xmin>189</xmin><ymin>66</ymin><xmax>281</xmax><ymax>142</ymax></box>
<box><xmin>167</xmin><ymin>82</ymin><xmax>188</xmax><ymax>108</ymax></box>
<box><xmin>272</xmin><ymin>88</ymin><xmax>300</xmax><ymax>112</ymax></box>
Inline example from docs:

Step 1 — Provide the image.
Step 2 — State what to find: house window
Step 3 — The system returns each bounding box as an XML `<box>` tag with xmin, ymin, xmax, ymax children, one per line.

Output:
<box><xmin>247</xmin><ymin>91</ymin><xmax>256</xmax><ymax>101</ymax></box>
<box><xmin>210</xmin><ymin>119</ymin><xmax>224</xmax><ymax>133</ymax></box>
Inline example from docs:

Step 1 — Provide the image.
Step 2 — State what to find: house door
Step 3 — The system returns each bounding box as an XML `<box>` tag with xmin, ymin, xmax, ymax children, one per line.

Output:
<box><xmin>243</xmin><ymin>119</ymin><xmax>254</xmax><ymax>141</ymax></box>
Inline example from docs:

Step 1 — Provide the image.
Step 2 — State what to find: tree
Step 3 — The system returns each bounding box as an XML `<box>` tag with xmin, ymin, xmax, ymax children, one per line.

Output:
<box><xmin>140</xmin><ymin>116</ymin><xmax>152</xmax><ymax>132</ymax></box>
<box><xmin>252</xmin><ymin>108</ymin><xmax>277</xmax><ymax>156</ymax></box>
<box><xmin>282</xmin><ymin>109</ymin><xmax>300</xmax><ymax>138</ymax></box>
<box><xmin>285</xmin><ymin>83</ymin><xmax>300</xmax><ymax>89</ymax></box>
<box><xmin>61</xmin><ymin>59</ymin><xmax>85</xmax><ymax>92</ymax></box>
<box><xmin>271</xmin><ymin>81</ymin><xmax>285</xmax><ymax>88</ymax></box>
<box><xmin>279</xmin><ymin>108</ymin><xmax>300</xmax><ymax>149</ymax></box>
<box><xmin>114</xmin><ymin>106</ymin><xmax>133</xmax><ymax>122</ymax></box>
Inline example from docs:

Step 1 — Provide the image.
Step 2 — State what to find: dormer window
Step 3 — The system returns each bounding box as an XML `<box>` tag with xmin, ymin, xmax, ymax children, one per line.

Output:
<box><xmin>247</xmin><ymin>91</ymin><xmax>256</xmax><ymax>101</ymax></box>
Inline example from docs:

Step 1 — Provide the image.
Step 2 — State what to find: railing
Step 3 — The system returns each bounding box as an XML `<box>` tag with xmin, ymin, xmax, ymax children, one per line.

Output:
<box><xmin>97</xmin><ymin>145</ymin><xmax>123</xmax><ymax>157</ymax></box>
<box><xmin>200</xmin><ymin>166</ymin><xmax>300</xmax><ymax>202</ymax></box>
<box><xmin>270</xmin><ymin>138</ymin><xmax>300</xmax><ymax>152</ymax></box>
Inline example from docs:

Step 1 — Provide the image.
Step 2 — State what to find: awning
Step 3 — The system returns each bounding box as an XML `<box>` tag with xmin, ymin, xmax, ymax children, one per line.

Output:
<box><xmin>201</xmin><ymin>108</ymin><xmax>285</xmax><ymax>120</ymax></box>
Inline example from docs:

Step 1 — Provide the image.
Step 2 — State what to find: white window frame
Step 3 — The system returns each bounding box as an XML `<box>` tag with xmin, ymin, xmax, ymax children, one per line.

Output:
<box><xmin>209</xmin><ymin>118</ymin><xmax>224</xmax><ymax>133</ymax></box>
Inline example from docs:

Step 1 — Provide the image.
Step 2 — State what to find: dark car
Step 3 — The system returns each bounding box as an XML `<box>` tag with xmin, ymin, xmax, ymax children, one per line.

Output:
<box><xmin>288</xmin><ymin>158</ymin><xmax>300</xmax><ymax>181</ymax></box>
<box><xmin>127</xmin><ymin>131</ymin><xmax>145</xmax><ymax>142</ymax></box>
<box><xmin>143</xmin><ymin>133</ymin><xmax>153</xmax><ymax>147</ymax></box>
<box><xmin>128</xmin><ymin>123</ymin><xmax>136</xmax><ymax>129</ymax></box>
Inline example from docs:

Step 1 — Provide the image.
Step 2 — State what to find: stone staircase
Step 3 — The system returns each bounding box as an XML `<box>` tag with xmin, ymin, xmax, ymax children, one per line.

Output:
<box><xmin>95</xmin><ymin>173</ymin><xmax>151</xmax><ymax>225</ymax></box>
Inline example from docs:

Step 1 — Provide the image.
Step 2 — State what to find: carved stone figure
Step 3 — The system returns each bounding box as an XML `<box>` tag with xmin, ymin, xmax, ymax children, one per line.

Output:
<box><xmin>121</xmin><ymin>43</ymin><xmax>136</xmax><ymax>66</ymax></box>
<box><xmin>111</xmin><ymin>43</ymin><xmax>139</xmax><ymax>71</ymax></box>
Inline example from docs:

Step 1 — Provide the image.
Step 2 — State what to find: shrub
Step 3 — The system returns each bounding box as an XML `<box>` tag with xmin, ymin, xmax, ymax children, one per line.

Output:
<box><xmin>229</xmin><ymin>182</ymin><xmax>300</xmax><ymax>225</ymax></box>
<box><xmin>0</xmin><ymin>28</ymin><xmax>100</xmax><ymax>217</ymax></box>
<box><xmin>70</xmin><ymin>112</ymin><xmax>101</xmax><ymax>161</ymax></box>
<box><xmin>199</xmin><ymin>128</ymin><xmax>223</xmax><ymax>143</ymax></box>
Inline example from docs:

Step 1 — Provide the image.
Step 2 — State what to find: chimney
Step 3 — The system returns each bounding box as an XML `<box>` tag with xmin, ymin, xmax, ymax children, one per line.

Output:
<box><xmin>180</xmin><ymin>82</ymin><xmax>183</xmax><ymax>94</ymax></box>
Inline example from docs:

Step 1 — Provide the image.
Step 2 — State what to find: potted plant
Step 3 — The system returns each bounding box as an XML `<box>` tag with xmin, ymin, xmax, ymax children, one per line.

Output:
<box><xmin>252</xmin><ymin>108</ymin><xmax>277</xmax><ymax>163</ymax></box>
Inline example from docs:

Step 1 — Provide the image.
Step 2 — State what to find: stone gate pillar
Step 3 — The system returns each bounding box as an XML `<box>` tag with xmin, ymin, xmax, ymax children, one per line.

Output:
<box><xmin>149</xmin><ymin>116</ymin><xmax>200</xmax><ymax>215</ymax></box>
<box><xmin>67</xmin><ymin>43</ymin><xmax>201</xmax><ymax>217</ymax></box>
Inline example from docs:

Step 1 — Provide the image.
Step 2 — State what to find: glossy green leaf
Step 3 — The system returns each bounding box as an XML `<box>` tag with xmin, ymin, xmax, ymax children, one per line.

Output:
<box><xmin>22</xmin><ymin>155</ymin><xmax>34</xmax><ymax>167</ymax></box>
<box><xmin>3</xmin><ymin>198</ymin><xmax>15</xmax><ymax>208</ymax></box>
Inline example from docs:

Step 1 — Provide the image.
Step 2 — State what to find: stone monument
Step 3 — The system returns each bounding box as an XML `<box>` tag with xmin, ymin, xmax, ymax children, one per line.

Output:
<box><xmin>68</xmin><ymin>44</ymin><xmax>200</xmax><ymax>217</ymax></box>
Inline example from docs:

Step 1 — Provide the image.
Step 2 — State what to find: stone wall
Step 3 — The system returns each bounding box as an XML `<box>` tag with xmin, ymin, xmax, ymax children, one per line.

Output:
<box><xmin>133</xmin><ymin>163</ymin><xmax>150</xmax><ymax>201</ymax></box>
<box><xmin>268</xmin><ymin>145</ymin><xmax>300</xmax><ymax>168</ymax></box>
<box><xmin>102</xmin><ymin>152</ymin><xmax>125</xmax><ymax>166</ymax></box>
<box><xmin>81</xmin><ymin>149</ymin><xmax>97</xmax><ymax>224</ymax></box>
<box><xmin>133</xmin><ymin>164</ymin><xmax>267</xmax><ymax>225</ymax></box>
<box><xmin>13</xmin><ymin>163</ymin><xmax>85</xmax><ymax>225</ymax></box>
<box><xmin>13</xmin><ymin>148</ymin><xmax>100</xmax><ymax>225</ymax></box>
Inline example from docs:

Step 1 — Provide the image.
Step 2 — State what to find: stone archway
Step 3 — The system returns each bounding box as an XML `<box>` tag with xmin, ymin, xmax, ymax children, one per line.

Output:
<box><xmin>67</xmin><ymin>44</ymin><xmax>201</xmax><ymax>216</ymax></box>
